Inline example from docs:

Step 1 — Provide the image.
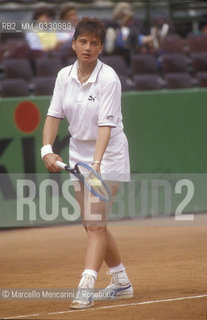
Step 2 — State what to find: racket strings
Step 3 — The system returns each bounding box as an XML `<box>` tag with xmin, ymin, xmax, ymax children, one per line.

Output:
<box><xmin>87</xmin><ymin>172</ymin><xmax>108</xmax><ymax>198</ymax></box>
<box><xmin>78</xmin><ymin>166</ymin><xmax>109</xmax><ymax>200</ymax></box>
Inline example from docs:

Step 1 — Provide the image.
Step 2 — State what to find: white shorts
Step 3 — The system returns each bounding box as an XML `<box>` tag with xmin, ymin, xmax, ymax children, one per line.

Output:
<box><xmin>69</xmin><ymin>131</ymin><xmax>130</xmax><ymax>182</ymax></box>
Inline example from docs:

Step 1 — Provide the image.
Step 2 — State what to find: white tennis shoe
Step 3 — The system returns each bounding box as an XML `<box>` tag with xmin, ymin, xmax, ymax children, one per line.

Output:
<box><xmin>103</xmin><ymin>271</ymin><xmax>133</xmax><ymax>300</ymax></box>
<box><xmin>71</xmin><ymin>274</ymin><xmax>95</xmax><ymax>309</ymax></box>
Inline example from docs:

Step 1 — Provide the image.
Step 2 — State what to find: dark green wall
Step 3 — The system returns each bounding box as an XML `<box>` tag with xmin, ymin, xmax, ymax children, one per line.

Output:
<box><xmin>122</xmin><ymin>89</ymin><xmax>207</xmax><ymax>173</ymax></box>
<box><xmin>1</xmin><ymin>89</ymin><xmax>207</xmax><ymax>227</ymax></box>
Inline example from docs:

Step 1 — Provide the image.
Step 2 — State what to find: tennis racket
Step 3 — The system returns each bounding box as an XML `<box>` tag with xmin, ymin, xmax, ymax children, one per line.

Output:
<box><xmin>56</xmin><ymin>161</ymin><xmax>112</xmax><ymax>202</ymax></box>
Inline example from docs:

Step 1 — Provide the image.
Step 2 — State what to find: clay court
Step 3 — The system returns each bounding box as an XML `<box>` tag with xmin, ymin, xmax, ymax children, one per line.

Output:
<box><xmin>1</xmin><ymin>214</ymin><xmax>207</xmax><ymax>320</ymax></box>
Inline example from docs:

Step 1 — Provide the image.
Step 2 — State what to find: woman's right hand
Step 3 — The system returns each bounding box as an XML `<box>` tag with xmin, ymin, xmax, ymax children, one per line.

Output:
<box><xmin>43</xmin><ymin>153</ymin><xmax>63</xmax><ymax>172</ymax></box>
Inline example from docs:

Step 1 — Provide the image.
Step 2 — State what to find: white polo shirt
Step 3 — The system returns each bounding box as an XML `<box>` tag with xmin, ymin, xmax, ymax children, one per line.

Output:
<box><xmin>47</xmin><ymin>59</ymin><xmax>124</xmax><ymax>141</ymax></box>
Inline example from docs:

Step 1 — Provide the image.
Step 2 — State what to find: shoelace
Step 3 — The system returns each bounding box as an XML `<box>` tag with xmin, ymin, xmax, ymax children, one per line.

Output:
<box><xmin>79</xmin><ymin>275</ymin><xmax>94</xmax><ymax>289</ymax></box>
<box><xmin>105</xmin><ymin>272</ymin><xmax>119</xmax><ymax>288</ymax></box>
<box><xmin>106</xmin><ymin>271</ymin><xmax>129</xmax><ymax>288</ymax></box>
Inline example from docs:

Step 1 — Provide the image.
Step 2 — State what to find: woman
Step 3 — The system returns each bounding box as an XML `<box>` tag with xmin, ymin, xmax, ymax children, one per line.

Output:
<box><xmin>25</xmin><ymin>6</ymin><xmax>61</xmax><ymax>53</ymax></box>
<box><xmin>41</xmin><ymin>17</ymin><xmax>133</xmax><ymax>309</ymax></box>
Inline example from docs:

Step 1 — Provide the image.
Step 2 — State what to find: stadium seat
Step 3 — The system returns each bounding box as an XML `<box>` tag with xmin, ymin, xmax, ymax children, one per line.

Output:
<box><xmin>14</xmin><ymin>0</ymin><xmax>36</xmax><ymax>2</ymax></box>
<box><xmin>165</xmin><ymin>72</ymin><xmax>194</xmax><ymax>89</ymax></box>
<box><xmin>162</xmin><ymin>53</ymin><xmax>188</xmax><ymax>73</ymax></box>
<box><xmin>133</xmin><ymin>74</ymin><xmax>162</xmax><ymax>91</ymax></box>
<box><xmin>0</xmin><ymin>41</ymin><xmax>30</xmax><ymax>59</ymax></box>
<box><xmin>33</xmin><ymin>77</ymin><xmax>56</xmax><ymax>95</ymax></box>
<box><xmin>6</xmin><ymin>41</ymin><xmax>31</xmax><ymax>59</ymax></box>
<box><xmin>51</xmin><ymin>45</ymin><xmax>76</xmax><ymax>60</ymax></box>
<box><xmin>0</xmin><ymin>78</ymin><xmax>29</xmax><ymax>97</ymax></box>
<box><xmin>131</xmin><ymin>54</ymin><xmax>158</xmax><ymax>74</ymax></box>
<box><xmin>35</xmin><ymin>58</ymin><xmax>62</xmax><ymax>77</ymax></box>
<box><xmin>196</xmin><ymin>72</ymin><xmax>207</xmax><ymax>88</ymax></box>
<box><xmin>30</xmin><ymin>49</ymin><xmax>46</xmax><ymax>59</ymax></box>
<box><xmin>188</xmin><ymin>34</ymin><xmax>207</xmax><ymax>53</ymax></box>
<box><xmin>67</xmin><ymin>57</ymin><xmax>77</xmax><ymax>66</ymax></box>
<box><xmin>48</xmin><ymin>0</ymin><xmax>87</xmax><ymax>2</ymax></box>
<box><xmin>118</xmin><ymin>74</ymin><xmax>134</xmax><ymax>91</ymax></box>
<box><xmin>162</xmin><ymin>34</ymin><xmax>188</xmax><ymax>53</ymax></box>
<box><xmin>191</xmin><ymin>53</ymin><xmax>207</xmax><ymax>74</ymax></box>
<box><xmin>3</xmin><ymin>58</ymin><xmax>33</xmax><ymax>81</ymax></box>
<box><xmin>100</xmin><ymin>55</ymin><xmax>129</xmax><ymax>75</ymax></box>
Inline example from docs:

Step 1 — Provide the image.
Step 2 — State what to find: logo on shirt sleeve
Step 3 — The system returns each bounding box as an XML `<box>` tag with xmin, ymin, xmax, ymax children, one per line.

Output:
<box><xmin>88</xmin><ymin>95</ymin><xmax>96</xmax><ymax>102</ymax></box>
<box><xmin>106</xmin><ymin>114</ymin><xmax>114</xmax><ymax>121</ymax></box>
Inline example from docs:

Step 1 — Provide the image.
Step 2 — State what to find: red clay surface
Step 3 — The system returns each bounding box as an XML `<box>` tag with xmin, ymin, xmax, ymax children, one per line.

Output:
<box><xmin>1</xmin><ymin>215</ymin><xmax>207</xmax><ymax>320</ymax></box>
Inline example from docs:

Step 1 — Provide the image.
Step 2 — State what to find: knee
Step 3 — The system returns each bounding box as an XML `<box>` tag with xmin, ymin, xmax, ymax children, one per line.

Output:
<box><xmin>86</xmin><ymin>225</ymin><xmax>107</xmax><ymax>234</ymax></box>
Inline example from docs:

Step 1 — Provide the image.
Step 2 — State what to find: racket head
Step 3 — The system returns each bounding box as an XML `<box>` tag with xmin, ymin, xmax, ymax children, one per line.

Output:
<box><xmin>75</xmin><ymin>161</ymin><xmax>112</xmax><ymax>202</ymax></box>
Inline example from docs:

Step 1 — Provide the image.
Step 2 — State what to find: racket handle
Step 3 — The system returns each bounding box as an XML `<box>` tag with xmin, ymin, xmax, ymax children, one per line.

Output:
<box><xmin>56</xmin><ymin>161</ymin><xmax>67</xmax><ymax>170</ymax></box>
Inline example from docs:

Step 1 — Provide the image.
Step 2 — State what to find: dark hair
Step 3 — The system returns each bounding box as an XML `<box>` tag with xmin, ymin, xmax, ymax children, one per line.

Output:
<box><xmin>73</xmin><ymin>17</ymin><xmax>105</xmax><ymax>44</ymax></box>
<box><xmin>59</xmin><ymin>5</ymin><xmax>76</xmax><ymax>20</ymax></box>
<box><xmin>32</xmin><ymin>6</ymin><xmax>55</xmax><ymax>20</ymax></box>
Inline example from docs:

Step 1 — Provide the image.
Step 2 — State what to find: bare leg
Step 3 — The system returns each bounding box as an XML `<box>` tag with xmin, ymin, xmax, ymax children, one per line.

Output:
<box><xmin>74</xmin><ymin>181</ymin><xmax>121</xmax><ymax>270</ymax></box>
<box><xmin>84</xmin><ymin>226</ymin><xmax>108</xmax><ymax>271</ymax></box>
<box><xmin>105</xmin><ymin>230</ymin><xmax>121</xmax><ymax>267</ymax></box>
<box><xmin>104</xmin><ymin>181</ymin><xmax>121</xmax><ymax>268</ymax></box>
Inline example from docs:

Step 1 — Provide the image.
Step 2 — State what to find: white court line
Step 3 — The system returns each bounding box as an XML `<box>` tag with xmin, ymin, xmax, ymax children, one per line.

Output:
<box><xmin>3</xmin><ymin>294</ymin><xmax>207</xmax><ymax>319</ymax></box>
<box><xmin>4</xmin><ymin>314</ymin><xmax>40</xmax><ymax>319</ymax></box>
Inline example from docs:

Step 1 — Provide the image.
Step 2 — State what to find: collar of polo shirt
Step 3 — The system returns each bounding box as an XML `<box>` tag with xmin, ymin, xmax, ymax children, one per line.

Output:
<box><xmin>69</xmin><ymin>59</ymin><xmax>103</xmax><ymax>84</ymax></box>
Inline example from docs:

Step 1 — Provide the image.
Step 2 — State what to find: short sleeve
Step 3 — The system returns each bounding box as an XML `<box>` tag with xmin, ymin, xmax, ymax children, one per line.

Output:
<box><xmin>98</xmin><ymin>80</ymin><xmax>121</xmax><ymax>127</ymax></box>
<box><xmin>47</xmin><ymin>71</ymin><xmax>64</xmax><ymax>119</ymax></box>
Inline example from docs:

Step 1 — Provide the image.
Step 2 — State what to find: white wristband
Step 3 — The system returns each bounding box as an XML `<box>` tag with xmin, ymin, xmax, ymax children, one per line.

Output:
<box><xmin>92</xmin><ymin>160</ymin><xmax>101</xmax><ymax>165</ymax></box>
<box><xmin>41</xmin><ymin>144</ymin><xmax>53</xmax><ymax>159</ymax></box>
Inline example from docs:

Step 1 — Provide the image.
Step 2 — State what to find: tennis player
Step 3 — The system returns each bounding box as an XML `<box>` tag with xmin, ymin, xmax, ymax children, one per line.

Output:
<box><xmin>41</xmin><ymin>17</ymin><xmax>133</xmax><ymax>309</ymax></box>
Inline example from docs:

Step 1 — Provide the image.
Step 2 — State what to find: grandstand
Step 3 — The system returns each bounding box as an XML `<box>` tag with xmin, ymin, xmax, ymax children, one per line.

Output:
<box><xmin>1</xmin><ymin>0</ymin><xmax>207</xmax><ymax>95</ymax></box>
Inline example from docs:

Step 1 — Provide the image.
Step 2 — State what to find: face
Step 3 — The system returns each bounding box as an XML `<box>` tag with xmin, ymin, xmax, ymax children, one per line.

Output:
<box><xmin>37</xmin><ymin>14</ymin><xmax>52</xmax><ymax>22</ymax></box>
<box><xmin>64</xmin><ymin>9</ymin><xmax>78</xmax><ymax>26</ymax></box>
<box><xmin>72</xmin><ymin>32</ymin><xmax>103</xmax><ymax>65</ymax></box>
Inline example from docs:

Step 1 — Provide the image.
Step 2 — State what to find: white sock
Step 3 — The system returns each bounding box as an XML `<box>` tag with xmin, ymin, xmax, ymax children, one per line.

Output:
<box><xmin>109</xmin><ymin>263</ymin><xmax>126</xmax><ymax>274</ymax></box>
<box><xmin>82</xmin><ymin>269</ymin><xmax>98</xmax><ymax>280</ymax></box>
